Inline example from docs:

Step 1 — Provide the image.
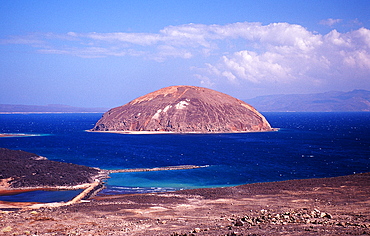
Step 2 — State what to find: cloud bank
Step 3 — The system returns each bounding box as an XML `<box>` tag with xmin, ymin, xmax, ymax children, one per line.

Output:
<box><xmin>2</xmin><ymin>21</ymin><xmax>370</xmax><ymax>91</ymax></box>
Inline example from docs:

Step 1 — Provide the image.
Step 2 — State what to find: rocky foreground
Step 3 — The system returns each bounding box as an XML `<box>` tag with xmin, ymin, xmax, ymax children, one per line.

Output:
<box><xmin>1</xmin><ymin>172</ymin><xmax>369</xmax><ymax>235</ymax></box>
<box><xmin>0</xmin><ymin>148</ymin><xmax>369</xmax><ymax>235</ymax></box>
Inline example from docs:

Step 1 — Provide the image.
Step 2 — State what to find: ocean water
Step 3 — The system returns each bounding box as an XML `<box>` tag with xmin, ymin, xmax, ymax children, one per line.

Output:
<box><xmin>0</xmin><ymin>112</ymin><xmax>369</xmax><ymax>201</ymax></box>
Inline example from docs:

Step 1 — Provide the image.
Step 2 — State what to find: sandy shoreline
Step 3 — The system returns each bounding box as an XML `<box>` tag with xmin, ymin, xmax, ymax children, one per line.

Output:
<box><xmin>0</xmin><ymin>180</ymin><xmax>103</xmax><ymax>210</ymax></box>
<box><xmin>0</xmin><ymin>133</ymin><xmax>34</xmax><ymax>138</ymax></box>
<box><xmin>2</xmin><ymin>130</ymin><xmax>278</xmax><ymax>138</ymax></box>
<box><xmin>0</xmin><ymin>112</ymin><xmax>104</xmax><ymax>114</ymax></box>
<box><xmin>0</xmin><ymin>173</ymin><xmax>107</xmax><ymax>210</ymax></box>
<box><xmin>86</xmin><ymin>128</ymin><xmax>279</xmax><ymax>135</ymax></box>
<box><xmin>0</xmin><ymin>165</ymin><xmax>208</xmax><ymax>209</ymax></box>
<box><xmin>0</xmin><ymin>182</ymin><xmax>97</xmax><ymax>196</ymax></box>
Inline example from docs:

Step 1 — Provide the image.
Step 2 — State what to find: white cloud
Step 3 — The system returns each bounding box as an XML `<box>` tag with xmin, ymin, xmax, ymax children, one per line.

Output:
<box><xmin>196</xmin><ymin>24</ymin><xmax>370</xmax><ymax>89</ymax></box>
<box><xmin>2</xmin><ymin>22</ymin><xmax>370</xmax><ymax>91</ymax></box>
<box><xmin>38</xmin><ymin>47</ymin><xmax>128</xmax><ymax>58</ymax></box>
<box><xmin>152</xmin><ymin>45</ymin><xmax>193</xmax><ymax>62</ymax></box>
<box><xmin>319</xmin><ymin>18</ymin><xmax>342</xmax><ymax>27</ymax></box>
<box><xmin>86</xmin><ymin>32</ymin><xmax>161</xmax><ymax>46</ymax></box>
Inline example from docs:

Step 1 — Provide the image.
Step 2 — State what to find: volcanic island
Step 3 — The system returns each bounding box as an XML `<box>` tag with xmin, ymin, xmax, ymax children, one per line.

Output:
<box><xmin>90</xmin><ymin>85</ymin><xmax>275</xmax><ymax>134</ymax></box>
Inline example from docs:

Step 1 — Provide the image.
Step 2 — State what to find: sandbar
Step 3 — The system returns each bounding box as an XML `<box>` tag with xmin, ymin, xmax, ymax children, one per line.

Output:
<box><xmin>0</xmin><ymin>133</ymin><xmax>31</xmax><ymax>138</ymax></box>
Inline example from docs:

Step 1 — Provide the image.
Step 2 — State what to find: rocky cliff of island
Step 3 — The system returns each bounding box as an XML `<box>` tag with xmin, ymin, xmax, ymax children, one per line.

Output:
<box><xmin>91</xmin><ymin>86</ymin><xmax>274</xmax><ymax>133</ymax></box>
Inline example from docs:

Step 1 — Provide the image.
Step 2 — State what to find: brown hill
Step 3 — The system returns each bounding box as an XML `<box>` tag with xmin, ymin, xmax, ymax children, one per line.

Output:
<box><xmin>91</xmin><ymin>85</ymin><xmax>273</xmax><ymax>133</ymax></box>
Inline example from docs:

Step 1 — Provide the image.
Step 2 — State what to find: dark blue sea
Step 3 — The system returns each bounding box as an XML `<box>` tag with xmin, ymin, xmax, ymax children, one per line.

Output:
<box><xmin>0</xmin><ymin>112</ymin><xmax>369</xmax><ymax>202</ymax></box>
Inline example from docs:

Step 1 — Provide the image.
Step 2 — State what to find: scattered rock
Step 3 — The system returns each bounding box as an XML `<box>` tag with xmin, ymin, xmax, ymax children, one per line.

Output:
<box><xmin>234</xmin><ymin>220</ymin><xmax>244</xmax><ymax>226</ymax></box>
<box><xmin>230</xmin><ymin>208</ymin><xmax>338</xmax><ymax>229</ymax></box>
<box><xmin>1</xmin><ymin>226</ymin><xmax>12</xmax><ymax>233</ymax></box>
<box><xmin>337</xmin><ymin>222</ymin><xmax>346</xmax><ymax>227</ymax></box>
<box><xmin>320</xmin><ymin>212</ymin><xmax>332</xmax><ymax>219</ymax></box>
<box><xmin>193</xmin><ymin>227</ymin><xmax>201</xmax><ymax>233</ymax></box>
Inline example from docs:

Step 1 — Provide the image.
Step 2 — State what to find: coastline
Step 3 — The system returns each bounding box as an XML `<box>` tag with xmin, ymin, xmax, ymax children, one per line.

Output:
<box><xmin>0</xmin><ymin>172</ymin><xmax>369</xmax><ymax>235</ymax></box>
<box><xmin>0</xmin><ymin>165</ymin><xmax>209</xmax><ymax>209</ymax></box>
<box><xmin>0</xmin><ymin>112</ymin><xmax>104</xmax><ymax>114</ymax></box>
<box><xmin>0</xmin><ymin>184</ymin><xmax>96</xmax><ymax>209</ymax></box>
<box><xmin>0</xmin><ymin>133</ymin><xmax>34</xmax><ymax>138</ymax></box>
<box><xmin>107</xmin><ymin>165</ymin><xmax>208</xmax><ymax>173</ymax></box>
<box><xmin>0</xmin><ymin>170</ymin><xmax>108</xmax><ymax>209</ymax></box>
<box><xmin>86</xmin><ymin>128</ymin><xmax>279</xmax><ymax>135</ymax></box>
<box><xmin>1</xmin><ymin>129</ymin><xmax>278</xmax><ymax>137</ymax></box>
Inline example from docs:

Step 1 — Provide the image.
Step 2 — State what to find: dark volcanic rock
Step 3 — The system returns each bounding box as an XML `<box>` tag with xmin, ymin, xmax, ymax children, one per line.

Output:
<box><xmin>0</xmin><ymin>148</ymin><xmax>101</xmax><ymax>188</ymax></box>
<box><xmin>91</xmin><ymin>85</ymin><xmax>273</xmax><ymax>133</ymax></box>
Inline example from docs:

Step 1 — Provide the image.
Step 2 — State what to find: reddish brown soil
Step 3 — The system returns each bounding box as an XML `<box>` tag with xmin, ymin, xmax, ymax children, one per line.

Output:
<box><xmin>1</xmin><ymin>173</ymin><xmax>369</xmax><ymax>235</ymax></box>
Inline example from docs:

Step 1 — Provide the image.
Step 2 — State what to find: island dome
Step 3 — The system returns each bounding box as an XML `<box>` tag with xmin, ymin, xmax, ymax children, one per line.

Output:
<box><xmin>91</xmin><ymin>85</ymin><xmax>274</xmax><ymax>133</ymax></box>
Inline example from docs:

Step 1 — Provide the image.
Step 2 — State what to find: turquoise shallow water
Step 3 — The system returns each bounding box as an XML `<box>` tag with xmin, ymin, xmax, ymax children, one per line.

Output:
<box><xmin>0</xmin><ymin>112</ymin><xmax>369</xmax><ymax>200</ymax></box>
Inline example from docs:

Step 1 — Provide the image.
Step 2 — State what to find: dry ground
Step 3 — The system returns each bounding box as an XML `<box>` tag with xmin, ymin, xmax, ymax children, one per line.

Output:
<box><xmin>1</xmin><ymin>172</ymin><xmax>369</xmax><ymax>235</ymax></box>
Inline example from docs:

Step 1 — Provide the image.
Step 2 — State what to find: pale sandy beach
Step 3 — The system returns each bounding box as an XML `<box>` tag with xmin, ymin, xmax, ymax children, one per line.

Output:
<box><xmin>86</xmin><ymin>128</ymin><xmax>279</xmax><ymax>135</ymax></box>
<box><xmin>0</xmin><ymin>134</ymin><xmax>31</xmax><ymax>138</ymax></box>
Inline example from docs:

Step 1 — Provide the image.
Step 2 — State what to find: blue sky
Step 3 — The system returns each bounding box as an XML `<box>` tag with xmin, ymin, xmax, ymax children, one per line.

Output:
<box><xmin>1</xmin><ymin>0</ymin><xmax>369</xmax><ymax>108</ymax></box>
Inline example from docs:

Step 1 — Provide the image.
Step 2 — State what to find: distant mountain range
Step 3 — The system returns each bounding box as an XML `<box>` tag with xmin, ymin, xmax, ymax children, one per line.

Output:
<box><xmin>1</xmin><ymin>89</ymin><xmax>369</xmax><ymax>113</ymax></box>
<box><xmin>245</xmin><ymin>89</ymin><xmax>370</xmax><ymax>112</ymax></box>
<box><xmin>0</xmin><ymin>104</ymin><xmax>108</xmax><ymax>113</ymax></box>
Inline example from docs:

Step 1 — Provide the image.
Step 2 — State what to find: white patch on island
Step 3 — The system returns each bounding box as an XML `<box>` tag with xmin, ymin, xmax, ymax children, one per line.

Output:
<box><xmin>175</xmin><ymin>101</ymin><xmax>189</xmax><ymax>109</ymax></box>
<box><xmin>163</xmin><ymin>105</ymin><xmax>172</xmax><ymax>113</ymax></box>
<box><xmin>152</xmin><ymin>109</ymin><xmax>162</xmax><ymax>120</ymax></box>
